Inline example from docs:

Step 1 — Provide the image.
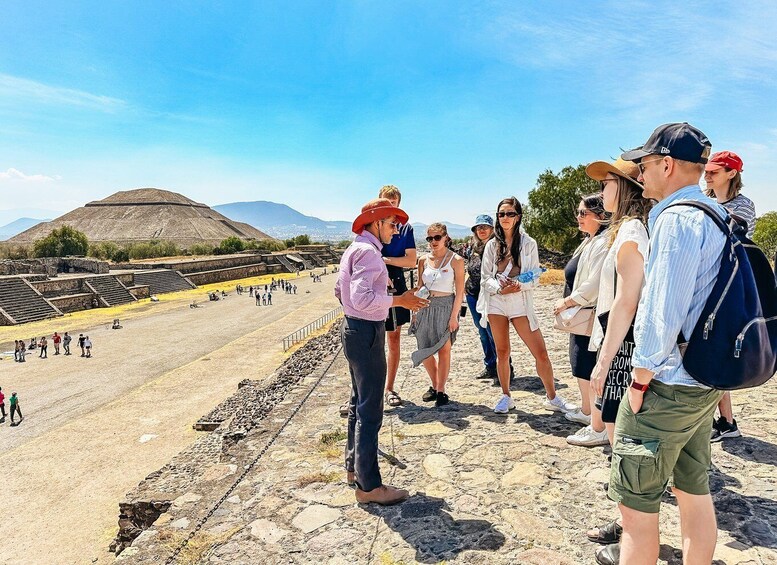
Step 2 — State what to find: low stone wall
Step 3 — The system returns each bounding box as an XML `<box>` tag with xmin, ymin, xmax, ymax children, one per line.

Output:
<box><xmin>59</xmin><ymin>257</ymin><xmax>109</xmax><ymax>274</ymax></box>
<box><xmin>114</xmin><ymin>273</ymin><xmax>135</xmax><ymax>286</ymax></box>
<box><xmin>32</xmin><ymin>278</ymin><xmax>84</xmax><ymax>297</ymax></box>
<box><xmin>0</xmin><ymin>259</ymin><xmax>52</xmax><ymax>276</ymax></box>
<box><xmin>128</xmin><ymin>285</ymin><xmax>150</xmax><ymax>299</ymax></box>
<box><xmin>187</xmin><ymin>263</ymin><xmax>270</xmax><ymax>285</ymax></box>
<box><xmin>49</xmin><ymin>293</ymin><xmax>95</xmax><ymax>313</ymax></box>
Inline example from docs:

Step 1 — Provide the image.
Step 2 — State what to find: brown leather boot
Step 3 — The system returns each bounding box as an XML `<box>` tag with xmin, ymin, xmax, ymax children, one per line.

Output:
<box><xmin>355</xmin><ymin>485</ymin><xmax>409</xmax><ymax>505</ymax></box>
<box><xmin>346</xmin><ymin>471</ymin><xmax>355</xmax><ymax>486</ymax></box>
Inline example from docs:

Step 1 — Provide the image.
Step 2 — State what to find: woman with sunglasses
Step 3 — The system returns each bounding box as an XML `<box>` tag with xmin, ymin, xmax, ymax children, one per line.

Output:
<box><xmin>479</xmin><ymin>197</ymin><xmax>575</xmax><ymax>415</ymax></box>
<box><xmin>576</xmin><ymin>158</ymin><xmax>651</xmax><ymax>450</ymax></box>
<box><xmin>410</xmin><ymin>223</ymin><xmax>465</xmax><ymax>407</ymax></box>
<box><xmin>553</xmin><ymin>193</ymin><xmax>610</xmax><ymax>430</ymax></box>
<box><xmin>704</xmin><ymin>151</ymin><xmax>752</xmax><ymax>442</ymax></box>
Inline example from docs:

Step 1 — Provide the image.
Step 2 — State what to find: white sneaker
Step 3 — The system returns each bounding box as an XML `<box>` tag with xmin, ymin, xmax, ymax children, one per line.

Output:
<box><xmin>493</xmin><ymin>394</ymin><xmax>515</xmax><ymax>414</ymax></box>
<box><xmin>564</xmin><ymin>409</ymin><xmax>591</xmax><ymax>425</ymax></box>
<box><xmin>566</xmin><ymin>425</ymin><xmax>609</xmax><ymax>447</ymax></box>
<box><xmin>543</xmin><ymin>394</ymin><xmax>577</xmax><ymax>414</ymax></box>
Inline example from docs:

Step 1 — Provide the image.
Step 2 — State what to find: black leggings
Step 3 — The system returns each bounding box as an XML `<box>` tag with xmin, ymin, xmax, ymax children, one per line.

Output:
<box><xmin>11</xmin><ymin>404</ymin><xmax>22</xmax><ymax>421</ymax></box>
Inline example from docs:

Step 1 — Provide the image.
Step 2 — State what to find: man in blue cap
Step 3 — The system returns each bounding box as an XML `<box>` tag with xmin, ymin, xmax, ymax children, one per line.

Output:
<box><xmin>596</xmin><ymin>123</ymin><xmax>726</xmax><ymax>565</ymax></box>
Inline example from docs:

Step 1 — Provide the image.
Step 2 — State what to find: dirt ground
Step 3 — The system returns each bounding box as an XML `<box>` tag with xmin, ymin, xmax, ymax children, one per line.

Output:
<box><xmin>0</xmin><ymin>271</ymin><xmax>339</xmax><ymax>565</ymax></box>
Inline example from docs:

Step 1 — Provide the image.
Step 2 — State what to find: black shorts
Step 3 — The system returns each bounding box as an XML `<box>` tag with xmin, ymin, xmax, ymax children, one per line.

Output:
<box><xmin>569</xmin><ymin>333</ymin><xmax>596</xmax><ymax>380</ymax></box>
<box><xmin>386</xmin><ymin>267</ymin><xmax>410</xmax><ymax>331</ymax></box>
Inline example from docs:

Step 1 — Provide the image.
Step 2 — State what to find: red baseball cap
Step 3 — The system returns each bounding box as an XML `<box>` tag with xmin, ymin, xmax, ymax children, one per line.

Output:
<box><xmin>705</xmin><ymin>151</ymin><xmax>743</xmax><ymax>172</ymax></box>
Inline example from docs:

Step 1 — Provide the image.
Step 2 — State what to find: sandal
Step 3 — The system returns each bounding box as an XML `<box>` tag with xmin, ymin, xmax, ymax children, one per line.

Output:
<box><xmin>385</xmin><ymin>390</ymin><xmax>403</xmax><ymax>407</ymax></box>
<box><xmin>586</xmin><ymin>520</ymin><xmax>622</xmax><ymax>545</ymax></box>
<box><xmin>339</xmin><ymin>403</ymin><xmax>349</xmax><ymax>418</ymax></box>
<box><xmin>595</xmin><ymin>543</ymin><xmax>620</xmax><ymax>565</ymax></box>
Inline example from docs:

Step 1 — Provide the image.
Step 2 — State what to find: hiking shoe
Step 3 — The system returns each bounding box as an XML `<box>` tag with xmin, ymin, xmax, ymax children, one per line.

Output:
<box><xmin>543</xmin><ymin>394</ymin><xmax>577</xmax><ymax>414</ymax></box>
<box><xmin>435</xmin><ymin>392</ymin><xmax>450</xmax><ymax>407</ymax></box>
<box><xmin>422</xmin><ymin>387</ymin><xmax>437</xmax><ymax>402</ymax></box>
<box><xmin>355</xmin><ymin>484</ymin><xmax>409</xmax><ymax>505</ymax></box>
<box><xmin>566</xmin><ymin>425</ymin><xmax>609</xmax><ymax>447</ymax></box>
<box><xmin>564</xmin><ymin>409</ymin><xmax>592</xmax><ymax>425</ymax></box>
<box><xmin>711</xmin><ymin>417</ymin><xmax>741</xmax><ymax>442</ymax></box>
<box><xmin>477</xmin><ymin>367</ymin><xmax>496</xmax><ymax>379</ymax></box>
<box><xmin>493</xmin><ymin>394</ymin><xmax>515</xmax><ymax>414</ymax></box>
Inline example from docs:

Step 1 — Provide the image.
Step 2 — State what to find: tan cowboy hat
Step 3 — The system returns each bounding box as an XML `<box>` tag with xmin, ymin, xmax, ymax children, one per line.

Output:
<box><xmin>351</xmin><ymin>198</ymin><xmax>409</xmax><ymax>234</ymax></box>
<box><xmin>585</xmin><ymin>157</ymin><xmax>644</xmax><ymax>189</ymax></box>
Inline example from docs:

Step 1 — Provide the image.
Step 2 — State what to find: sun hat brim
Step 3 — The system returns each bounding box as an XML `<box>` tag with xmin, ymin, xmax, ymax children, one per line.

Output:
<box><xmin>352</xmin><ymin>205</ymin><xmax>409</xmax><ymax>234</ymax></box>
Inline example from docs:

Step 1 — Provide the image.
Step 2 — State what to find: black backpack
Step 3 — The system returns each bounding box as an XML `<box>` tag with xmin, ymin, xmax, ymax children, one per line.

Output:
<box><xmin>664</xmin><ymin>201</ymin><xmax>777</xmax><ymax>390</ymax></box>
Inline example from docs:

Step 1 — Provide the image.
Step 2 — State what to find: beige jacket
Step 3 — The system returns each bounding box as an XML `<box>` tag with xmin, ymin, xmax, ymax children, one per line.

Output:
<box><xmin>568</xmin><ymin>230</ymin><xmax>609</xmax><ymax>307</ymax></box>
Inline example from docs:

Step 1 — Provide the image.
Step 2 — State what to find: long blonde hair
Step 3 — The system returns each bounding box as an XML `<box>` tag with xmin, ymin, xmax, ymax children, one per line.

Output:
<box><xmin>608</xmin><ymin>177</ymin><xmax>651</xmax><ymax>246</ymax></box>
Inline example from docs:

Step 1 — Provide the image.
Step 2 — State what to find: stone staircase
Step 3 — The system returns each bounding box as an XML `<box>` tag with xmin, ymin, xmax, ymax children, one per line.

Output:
<box><xmin>0</xmin><ymin>276</ymin><xmax>62</xmax><ymax>325</ymax></box>
<box><xmin>133</xmin><ymin>270</ymin><xmax>196</xmax><ymax>295</ymax></box>
<box><xmin>275</xmin><ymin>255</ymin><xmax>297</xmax><ymax>273</ymax></box>
<box><xmin>86</xmin><ymin>275</ymin><xmax>137</xmax><ymax>306</ymax></box>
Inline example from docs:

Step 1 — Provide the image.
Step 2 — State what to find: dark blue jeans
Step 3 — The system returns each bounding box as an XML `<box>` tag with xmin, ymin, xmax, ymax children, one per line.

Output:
<box><xmin>466</xmin><ymin>293</ymin><xmax>496</xmax><ymax>371</ymax></box>
<box><xmin>342</xmin><ymin>316</ymin><xmax>386</xmax><ymax>492</ymax></box>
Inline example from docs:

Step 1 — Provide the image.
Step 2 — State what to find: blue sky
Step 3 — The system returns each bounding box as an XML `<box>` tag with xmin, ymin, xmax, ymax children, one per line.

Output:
<box><xmin>1</xmin><ymin>1</ymin><xmax>776</xmax><ymax>227</ymax></box>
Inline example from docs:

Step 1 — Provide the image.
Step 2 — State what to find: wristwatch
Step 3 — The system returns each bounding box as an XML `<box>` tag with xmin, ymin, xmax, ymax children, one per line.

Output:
<box><xmin>630</xmin><ymin>381</ymin><xmax>650</xmax><ymax>393</ymax></box>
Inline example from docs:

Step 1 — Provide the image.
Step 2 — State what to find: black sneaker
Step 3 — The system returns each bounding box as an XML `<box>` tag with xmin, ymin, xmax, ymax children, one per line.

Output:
<box><xmin>435</xmin><ymin>392</ymin><xmax>450</xmax><ymax>407</ymax></box>
<box><xmin>422</xmin><ymin>387</ymin><xmax>437</xmax><ymax>402</ymax></box>
<box><xmin>476</xmin><ymin>367</ymin><xmax>492</xmax><ymax>379</ymax></box>
<box><xmin>711</xmin><ymin>417</ymin><xmax>741</xmax><ymax>442</ymax></box>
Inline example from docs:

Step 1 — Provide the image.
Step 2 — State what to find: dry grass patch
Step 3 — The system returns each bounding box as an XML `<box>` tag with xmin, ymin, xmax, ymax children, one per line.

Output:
<box><xmin>156</xmin><ymin>524</ymin><xmax>241</xmax><ymax>565</ymax></box>
<box><xmin>540</xmin><ymin>268</ymin><xmax>565</xmax><ymax>286</ymax></box>
<box><xmin>318</xmin><ymin>429</ymin><xmax>347</xmax><ymax>458</ymax></box>
<box><xmin>296</xmin><ymin>471</ymin><xmax>341</xmax><ymax>488</ymax></box>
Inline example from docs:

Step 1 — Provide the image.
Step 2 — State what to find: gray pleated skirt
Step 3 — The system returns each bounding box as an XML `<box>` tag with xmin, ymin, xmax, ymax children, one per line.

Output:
<box><xmin>409</xmin><ymin>294</ymin><xmax>458</xmax><ymax>367</ymax></box>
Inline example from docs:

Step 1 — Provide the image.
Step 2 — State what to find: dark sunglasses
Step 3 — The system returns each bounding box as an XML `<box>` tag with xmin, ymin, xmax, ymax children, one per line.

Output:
<box><xmin>425</xmin><ymin>234</ymin><xmax>445</xmax><ymax>242</ymax></box>
<box><xmin>497</xmin><ymin>211</ymin><xmax>519</xmax><ymax>218</ymax></box>
<box><xmin>576</xmin><ymin>209</ymin><xmax>590</xmax><ymax>218</ymax></box>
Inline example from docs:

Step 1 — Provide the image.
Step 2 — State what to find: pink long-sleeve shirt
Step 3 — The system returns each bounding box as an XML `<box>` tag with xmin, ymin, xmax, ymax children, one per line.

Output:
<box><xmin>335</xmin><ymin>230</ymin><xmax>393</xmax><ymax>321</ymax></box>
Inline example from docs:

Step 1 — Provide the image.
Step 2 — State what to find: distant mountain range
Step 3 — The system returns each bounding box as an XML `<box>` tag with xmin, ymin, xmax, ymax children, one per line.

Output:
<box><xmin>0</xmin><ymin>217</ymin><xmax>48</xmax><ymax>241</ymax></box>
<box><xmin>213</xmin><ymin>201</ymin><xmax>473</xmax><ymax>241</ymax></box>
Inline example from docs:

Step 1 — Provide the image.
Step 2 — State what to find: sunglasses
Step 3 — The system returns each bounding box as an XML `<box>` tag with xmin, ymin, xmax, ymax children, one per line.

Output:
<box><xmin>497</xmin><ymin>211</ymin><xmax>519</xmax><ymax>218</ymax></box>
<box><xmin>425</xmin><ymin>234</ymin><xmax>445</xmax><ymax>242</ymax></box>
<box><xmin>637</xmin><ymin>156</ymin><xmax>665</xmax><ymax>174</ymax></box>
<box><xmin>380</xmin><ymin>220</ymin><xmax>400</xmax><ymax>230</ymax></box>
<box><xmin>576</xmin><ymin>209</ymin><xmax>590</xmax><ymax>218</ymax></box>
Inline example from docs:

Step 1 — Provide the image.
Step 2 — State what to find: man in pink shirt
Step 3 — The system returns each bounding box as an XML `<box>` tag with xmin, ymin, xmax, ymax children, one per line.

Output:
<box><xmin>336</xmin><ymin>198</ymin><xmax>429</xmax><ymax>505</ymax></box>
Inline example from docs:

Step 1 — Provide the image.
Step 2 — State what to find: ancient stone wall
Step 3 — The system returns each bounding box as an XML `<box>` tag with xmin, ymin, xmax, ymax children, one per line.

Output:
<box><xmin>187</xmin><ymin>263</ymin><xmax>269</xmax><ymax>285</ymax></box>
<box><xmin>49</xmin><ymin>293</ymin><xmax>96</xmax><ymax>313</ymax></box>
<box><xmin>32</xmin><ymin>278</ymin><xmax>84</xmax><ymax>297</ymax></box>
<box><xmin>128</xmin><ymin>285</ymin><xmax>150</xmax><ymax>299</ymax></box>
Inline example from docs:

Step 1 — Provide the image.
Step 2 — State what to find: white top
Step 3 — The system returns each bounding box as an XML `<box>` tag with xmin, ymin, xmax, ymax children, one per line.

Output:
<box><xmin>590</xmin><ymin>219</ymin><xmax>649</xmax><ymax>351</ymax></box>
<box><xmin>423</xmin><ymin>251</ymin><xmax>456</xmax><ymax>293</ymax></box>
<box><xmin>476</xmin><ymin>228</ymin><xmax>542</xmax><ymax>332</ymax></box>
<box><xmin>569</xmin><ymin>230</ymin><xmax>609</xmax><ymax>307</ymax></box>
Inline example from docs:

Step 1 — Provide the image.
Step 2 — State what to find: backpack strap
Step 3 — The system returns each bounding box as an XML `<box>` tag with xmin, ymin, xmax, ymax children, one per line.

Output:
<box><xmin>662</xmin><ymin>201</ymin><xmax>730</xmax><ymax>237</ymax></box>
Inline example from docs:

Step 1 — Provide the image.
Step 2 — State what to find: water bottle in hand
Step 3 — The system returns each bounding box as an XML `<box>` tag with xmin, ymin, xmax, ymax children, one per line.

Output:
<box><xmin>516</xmin><ymin>267</ymin><xmax>547</xmax><ymax>284</ymax></box>
<box><xmin>415</xmin><ymin>286</ymin><xmax>431</xmax><ymax>299</ymax></box>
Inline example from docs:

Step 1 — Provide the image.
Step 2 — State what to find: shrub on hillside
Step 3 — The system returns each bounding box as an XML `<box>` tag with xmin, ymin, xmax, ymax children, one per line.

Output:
<box><xmin>187</xmin><ymin>243</ymin><xmax>215</xmax><ymax>256</ymax></box>
<box><xmin>753</xmin><ymin>212</ymin><xmax>777</xmax><ymax>260</ymax></box>
<box><xmin>33</xmin><ymin>225</ymin><xmax>89</xmax><ymax>257</ymax></box>
<box><xmin>218</xmin><ymin>236</ymin><xmax>245</xmax><ymax>254</ymax></box>
<box><xmin>0</xmin><ymin>243</ymin><xmax>33</xmax><ymax>259</ymax></box>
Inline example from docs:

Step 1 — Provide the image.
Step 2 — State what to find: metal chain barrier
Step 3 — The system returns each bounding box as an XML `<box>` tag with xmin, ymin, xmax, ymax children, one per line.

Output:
<box><xmin>282</xmin><ymin>306</ymin><xmax>343</xmax><ymax>351</ymax></box>
<box><xmin>164</xmin><ymin>345</ymin><xmax>344</xmax><ymax>564</ymax></box>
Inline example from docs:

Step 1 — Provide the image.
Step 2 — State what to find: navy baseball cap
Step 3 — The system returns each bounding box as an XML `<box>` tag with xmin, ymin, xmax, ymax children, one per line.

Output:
<box><xmin>621</xmin><ymin>122</ymin><xmax>712</xmax><ymax>164</ymax></box>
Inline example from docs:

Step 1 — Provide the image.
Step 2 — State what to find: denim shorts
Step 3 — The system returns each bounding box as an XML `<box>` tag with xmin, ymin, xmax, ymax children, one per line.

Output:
<box><xmin>607</xmin><ymin>379</ymin><xmax>723</xmax><ymax>513</ymax></box>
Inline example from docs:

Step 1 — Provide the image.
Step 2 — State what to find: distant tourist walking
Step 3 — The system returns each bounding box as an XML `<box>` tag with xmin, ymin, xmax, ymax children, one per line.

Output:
<box><xmin>38</xmin><ymin>336</ymin><xmax>48</xmax><ymax>358</ymax></box>
<box><xmin>84</xmin><ymin>336</ymin><xmax>92</xmax><ymax>358</ymax></box>
<box><xmin>0</xmin><ymin>387</ymin><xmax>5</xmax><ymax>423</ymax></box>
<box><xmin>9</xmin><ymin>392</ymin><xmax>22</xmax><ymax>425</ymax></box>
<box><xmin>18</xmin><ymin>340</ymin><xmax>26</xmax><ymax>362</ymax></box>
<box><xmin>14</xmin><ymin>340</ymin><xmax>20</xmax><ymax>362</ymax></box>
<box><xmin>63</xmin><ymin>332</ymin><xmax>72</xmax><ymax>355</ymax></box>
<box><xmin>479</xmin><ymin>197</ymin><xmax>575</xmax><ymax>415</ymax></box>
<box><xmin>336</xmin><ymin>198</ymin><xmax>428</xmax><ymax>505</ymax></box>
<box><xmin>78</xmin><ymin>334</ymin><xmax>86</xmax><ymax>357</ymax></box>
<box><xmin>53</xmin><ymin>332</ymin><xmax>61</xmax><ymax>355</ymax></box>
<box><xmin>410</xmin><ymin>223</ymin><xmax>465</xmax><ymax>407</ymax></box>
<box><xmin>267</xmin><ymin>292</ymin><xmax>272</xmax><ymax>305</ymax></box>
<box><xmin>255</xmin><ymin>292</ymin><xmax>261</xmax><ymax>306</ymax></box>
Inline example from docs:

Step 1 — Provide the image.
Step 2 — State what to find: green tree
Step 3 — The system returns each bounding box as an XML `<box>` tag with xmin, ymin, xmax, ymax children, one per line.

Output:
<box><xmin>294</xmin><ymin>234</ymin><xmax>311</xmax><ymax>246</ymax></box>
<box><xmin>753</xmin><ymin>212</ymin><xmax>777</xmax><ymax>260</ymax></box>
<box><xmin>284</xmin><ymin>238</ymin><xmax>296</xmax><ymax>249</ymax></box>
<box><xmin>218</xmin><ymin>236</ymin><xmax>245</xmax><ymax>254</ymax></box>
<box><xmin>32</xmin><ymin>225</ymin><xmax>89</xmax><ymax>257</ymax></box>
<box><xmin>524</xmin><ymin>164</ymin><xmax>599</xmax><ymax>254</ymax></box>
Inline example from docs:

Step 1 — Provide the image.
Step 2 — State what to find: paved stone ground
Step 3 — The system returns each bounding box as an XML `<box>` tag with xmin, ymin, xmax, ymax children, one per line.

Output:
<box><xmin>123</xmin><ymin>283</ymin><xmax>777</xmax><ymax>565</ymax></box>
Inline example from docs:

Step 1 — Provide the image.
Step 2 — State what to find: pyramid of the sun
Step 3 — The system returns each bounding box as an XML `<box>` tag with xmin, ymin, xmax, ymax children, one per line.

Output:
<box><xmin>9</xmin><ymin>188</ymin><xmax>273</xmax><ymax>246</ymax></box>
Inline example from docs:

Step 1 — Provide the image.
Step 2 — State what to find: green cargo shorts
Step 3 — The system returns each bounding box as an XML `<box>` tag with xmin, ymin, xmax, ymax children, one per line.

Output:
<box><xmin>607</xmin><ymin>379</ymin><xmax>723</xmax><ymax>514</ymax></box>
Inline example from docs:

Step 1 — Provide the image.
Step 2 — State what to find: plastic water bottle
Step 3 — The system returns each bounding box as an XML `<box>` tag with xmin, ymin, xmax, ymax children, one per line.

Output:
<box><xmin>415</xmin><ymin>286</ymin><xmax>431</xmax><ymax>299</ymax></box>
<box><xmin>516</xmin><ymin>267</ymin><xmax>546</xmax><ymax>284</ymax></box>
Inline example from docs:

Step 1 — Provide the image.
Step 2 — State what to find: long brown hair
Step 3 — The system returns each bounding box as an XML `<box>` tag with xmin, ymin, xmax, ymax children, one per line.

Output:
<box><xmin>704</xmin><ymin>169</ymin><xmax>744</xmax><ymax>201</ymax></box>
<box><xmin>494</xmin><ymin>197</ymin><xmax>523</xmax><ymax>270</ymax></box>
<box><xmin>608</xmin><ymin>177</ymin><xmax>651</xmax><ymax>246</ymax></box>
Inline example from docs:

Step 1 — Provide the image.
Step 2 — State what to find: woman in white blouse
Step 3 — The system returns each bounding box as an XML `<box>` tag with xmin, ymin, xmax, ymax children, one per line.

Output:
<box><xmin>569</xmin><ymin>159</ymin><xmax>651</xmax><ymax>448</ymax></box>
<box><xmin>478</xmin><ymin>196</ymin><xmax>576</xmax><ymax>415</ymax></box>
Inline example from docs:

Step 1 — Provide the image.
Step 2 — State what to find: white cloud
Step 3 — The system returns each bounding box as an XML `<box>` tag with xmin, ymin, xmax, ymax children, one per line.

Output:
<box><xmin>0</xmin><ymin>73</ymin><xmax>126</xmax><ymax>113</ymax></box>
<box><xmin>0</xmin><ymin>168</ymin><xmax>60</xmax><ymax>182</ymax></box>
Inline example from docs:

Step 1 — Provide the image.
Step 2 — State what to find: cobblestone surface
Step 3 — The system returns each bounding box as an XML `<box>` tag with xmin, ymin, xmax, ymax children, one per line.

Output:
<box><xmin>122</xmin><ymin>284</ymin><xmax>777</xmax><ymax>565</ymax></box>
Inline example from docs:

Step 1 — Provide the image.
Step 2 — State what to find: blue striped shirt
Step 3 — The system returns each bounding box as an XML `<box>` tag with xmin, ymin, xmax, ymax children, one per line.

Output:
<box><xmin>632</xmin><ymin>185</ymin><xmax>727</xmax><ymax>387</ymax></box>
